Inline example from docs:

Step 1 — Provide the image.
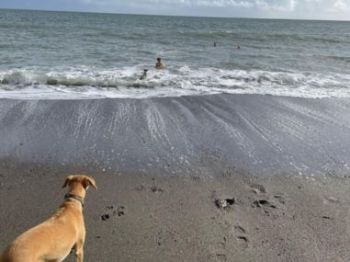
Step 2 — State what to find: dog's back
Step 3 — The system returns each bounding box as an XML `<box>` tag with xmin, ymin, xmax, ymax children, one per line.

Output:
<box><xmin>0</xmin><ymin>175</ymin><xmax>96</xmax><ymax>262</ymax></box>
<box><xmin>1</xmin><ymin>201</ymin><xmax>83</xmax><ymax>262</ymax></box>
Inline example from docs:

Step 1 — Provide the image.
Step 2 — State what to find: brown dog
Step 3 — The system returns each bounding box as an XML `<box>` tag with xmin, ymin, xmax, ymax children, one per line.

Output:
<box><xmin>0</xmin><ymin>175</ymin><xmax>96</xmax><ymax>262</ymax></box>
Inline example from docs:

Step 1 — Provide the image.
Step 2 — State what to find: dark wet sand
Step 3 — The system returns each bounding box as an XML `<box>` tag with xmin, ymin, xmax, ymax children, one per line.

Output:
<box><xmin>2</xmin><ymin>94</ymin><xmax>350</xmax><ymax>175</ymax></box>
<box><xmin>1</xmin><ymin>94</ymin><xmax>350</xmax><ymax>261</ymax></box>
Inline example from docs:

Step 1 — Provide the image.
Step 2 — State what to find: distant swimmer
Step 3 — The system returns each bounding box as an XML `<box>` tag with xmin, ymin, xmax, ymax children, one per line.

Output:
<box><xmin>237</xmin><ymin>45</ymin><xmax>241</xmax><ymax>49</ymax></box>
<box><xmin>139</xmin><ymin>69</ymin><xmax>148</xmax><ymax>80</ymax></box>
<box><xmin>214</xmin><ymin>41</ymin><xmax>217</xmax><ymax>47</ymax></box>
<box><xmin>155</xmin><ymin>57</ymin><xmax>166</xmax><ymax>69</ymax></box>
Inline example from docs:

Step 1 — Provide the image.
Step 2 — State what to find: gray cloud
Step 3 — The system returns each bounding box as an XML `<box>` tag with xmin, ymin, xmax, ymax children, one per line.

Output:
<box><xmin>82</xmin><ymin>0</ymin><xmax>297</xmax><ymax>10</ymax></box>
<box><xmin>79</xmin><ymin>0</ymin><xmax>350</xmax><ymax>17</ymax></box>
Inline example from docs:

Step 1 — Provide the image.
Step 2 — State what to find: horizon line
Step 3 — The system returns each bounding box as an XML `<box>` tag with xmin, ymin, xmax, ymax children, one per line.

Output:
<box><xmin>0</xmin><ymin>7</ymin><xmax>350</xmax><ymax>22</ymax></box>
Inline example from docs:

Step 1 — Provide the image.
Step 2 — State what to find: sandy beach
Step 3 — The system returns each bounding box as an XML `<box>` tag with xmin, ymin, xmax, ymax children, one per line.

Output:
<box><xmin>1</xmin><ymin>163</ymin><xmax>350</xmax><ymax>261</ymax></box>
<box><xmin>1</xmin><ymin>94</ymin><xmax>350</xmax><ymax>261</ymax></box>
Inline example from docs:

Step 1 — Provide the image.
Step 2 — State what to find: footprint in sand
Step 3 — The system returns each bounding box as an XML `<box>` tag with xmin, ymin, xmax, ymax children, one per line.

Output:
<box><xmin>113</xmin><ymin>206</ymin><xmax>126</xmax><ymax>217</ymax></box>
<box><xmin>101</xmin><ymin>205</ymin><xmax>126</xmax><ymax>221</ymax></box>
<box><xmin>236</xmin><ymin>236</ymin><xmax>249</xmax><ymax>248</ymax></box>
<box><xmin>252</xmin><ymin>199</ymin><xmax>277</xmax><ymax>209</ymax></box>
<box><xmin>234</xmin><ymin>225</ymin><xmax>246</xmax><ymax>234</ymax></box>
<box><xmin>251</xmin><ymin>199</ymin><xmax>278</xmax><ymax>217</ymax></box>
<box><xmin>101</xmin><ymin>214</ymin><xmax>110</xmax><ymax>221</ymax></box>
<box><xmin>249</xmin><ymin>183</ymin><xmax>266</xmax><ymax>194</ymax></box>
<box><xmin>150</xmin><ymin>185</ymin><xmax>164</xmax><ymax>193</ymax></box>
<box><xmin>233</xmin><ymin>225</ymin><xmax>249</xmax><ymax>248</ymax></box>
<box><xmin>273</xmin><ymin>194</ymin><xmax>286</xmax><ymax>204</ymax></box>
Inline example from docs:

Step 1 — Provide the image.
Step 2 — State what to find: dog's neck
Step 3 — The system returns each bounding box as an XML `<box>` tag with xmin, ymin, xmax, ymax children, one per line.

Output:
<box><xmin>64</xmin><ymin>193</ymin><xmax>85</xmax><ymax>207</ymax></box>
<box><xmin>64</xmin><ymin>183</ymin><xmax>87</xmax><ymax>207</ymax></box>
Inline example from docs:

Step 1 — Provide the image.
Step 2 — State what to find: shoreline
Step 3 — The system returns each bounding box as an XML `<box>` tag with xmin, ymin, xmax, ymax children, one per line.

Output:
<box><xmin>1</xmin><ymin>94</ymin><xmax>350</xmax><ymax>176</ymax></box>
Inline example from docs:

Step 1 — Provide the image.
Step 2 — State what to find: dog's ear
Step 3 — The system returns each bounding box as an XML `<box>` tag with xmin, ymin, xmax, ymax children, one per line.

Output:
<box><xmin>83</xmin><ymin>176</ymin><xmax>97</xmax><ymax>190</ymax></box>
<box><xmin>62</xmin><ymin>175</ymin><xmax>74</xmax><ymax>188</ymax></box>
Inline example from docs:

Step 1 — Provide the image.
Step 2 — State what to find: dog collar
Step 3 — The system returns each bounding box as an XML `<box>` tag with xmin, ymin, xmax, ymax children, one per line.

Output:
<box><xmin>64</xmin><ymin>193</ymin><xmax>84</xmax><ymax>207</ymax></box>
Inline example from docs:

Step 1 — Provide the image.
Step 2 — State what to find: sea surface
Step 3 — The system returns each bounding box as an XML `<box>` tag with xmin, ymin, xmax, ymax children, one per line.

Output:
<box><xmin>1</xmin><ymin>9</ymin><xmax>350</xmax><ymax>99</ymax></box>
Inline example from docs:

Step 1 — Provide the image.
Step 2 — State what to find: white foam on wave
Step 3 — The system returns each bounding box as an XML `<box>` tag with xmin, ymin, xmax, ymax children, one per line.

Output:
<box><xmin>0</xmin><ymin>66</ymin><xmax>350</xmax><ymax>99</ymax></box>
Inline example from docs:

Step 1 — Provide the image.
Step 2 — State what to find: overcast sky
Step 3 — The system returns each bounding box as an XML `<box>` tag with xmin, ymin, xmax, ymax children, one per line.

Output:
<box><xmin>1</xmin><ymin>0</ymin><xmax>350</xmax><ymax>20</ymax></box>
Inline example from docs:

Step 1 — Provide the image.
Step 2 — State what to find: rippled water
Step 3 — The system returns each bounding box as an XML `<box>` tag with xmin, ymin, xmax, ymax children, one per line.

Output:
<box><xmin>1</xmin><ymin>9</ymin><xmax>350</xmax><ymax>99</ymax></box>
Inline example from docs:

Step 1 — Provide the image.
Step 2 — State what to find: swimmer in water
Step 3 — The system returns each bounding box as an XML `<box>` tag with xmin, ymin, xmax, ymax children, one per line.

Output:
<box><xmin>155</xmin><ymin>57</ymin><xmax>166</xmax><ymax>69</ymax></box>
<box><xmin>139</xmin><ymin>69</ymin><xmax>148</xmax><ymax>80</ymax></box>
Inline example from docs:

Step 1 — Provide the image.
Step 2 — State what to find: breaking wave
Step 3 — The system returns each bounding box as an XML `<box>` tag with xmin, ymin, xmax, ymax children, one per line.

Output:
<box><xmin>1</xmin><ymin>66</ymin><xmax>350</xmax><ymax>99</ymax></box>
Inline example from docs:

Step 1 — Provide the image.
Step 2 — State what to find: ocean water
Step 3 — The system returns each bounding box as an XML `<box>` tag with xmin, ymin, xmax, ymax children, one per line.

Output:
<box><xmin>1</xmin><ymin>9</ymin><xmax>350</xmax><ymax>99</ymax></box>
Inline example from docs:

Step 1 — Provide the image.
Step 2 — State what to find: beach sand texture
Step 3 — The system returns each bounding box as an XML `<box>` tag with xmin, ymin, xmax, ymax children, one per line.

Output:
<box><xmin>1</xmin><ymin>94</ymin><xmax>350</xmax><ymax>261</ymax></box>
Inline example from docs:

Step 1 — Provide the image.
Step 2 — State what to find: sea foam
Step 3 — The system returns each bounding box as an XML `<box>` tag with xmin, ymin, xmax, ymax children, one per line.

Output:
<box><xmin>0</xmin><ymin>66</ymin><xmax>350</xmax><ymax>99</ymax></box>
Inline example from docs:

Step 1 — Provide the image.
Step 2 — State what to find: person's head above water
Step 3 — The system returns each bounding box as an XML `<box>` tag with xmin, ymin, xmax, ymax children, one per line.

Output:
<box><xmin>139</xmin><ymin>69</ymin><xmax>148</xmax><ymax>80</ymax></box>
<box><xmin>155</xmin><ymin>57</ymin><xmax>165</xmax><ymax>69</ymax></box>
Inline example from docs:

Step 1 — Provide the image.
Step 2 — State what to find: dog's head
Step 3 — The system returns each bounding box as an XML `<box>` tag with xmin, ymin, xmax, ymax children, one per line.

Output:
<box><xmin>63</xmin><ymin>175</ymin><xmax>97</xmax><ymax>192</ymax></box>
